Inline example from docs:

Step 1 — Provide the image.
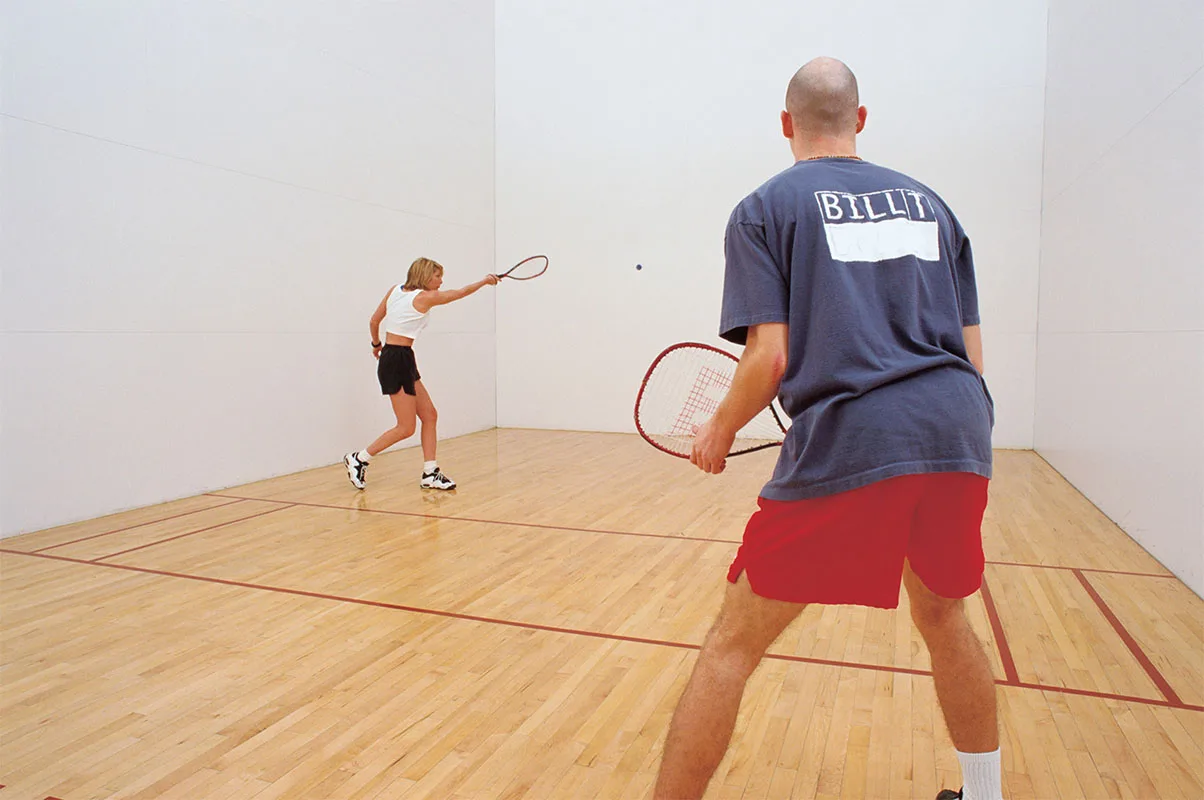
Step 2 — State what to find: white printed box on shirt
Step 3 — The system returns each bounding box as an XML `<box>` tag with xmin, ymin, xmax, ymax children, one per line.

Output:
<box><xmin>815</xmin><ymin>189</ymin><xmax>940</xmax><ymax>263</ymax></box>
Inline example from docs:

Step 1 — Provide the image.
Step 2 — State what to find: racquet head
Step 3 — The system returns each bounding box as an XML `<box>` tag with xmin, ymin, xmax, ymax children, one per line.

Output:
<box><xmin>634</xmin><ymin>342</ymin><xmax>787</xmax><ymax>459</ymax></box>
<box><xmin>499</xmin><ymin>254</ymin><xmax>549</xmax><ymax>281</ymax></box>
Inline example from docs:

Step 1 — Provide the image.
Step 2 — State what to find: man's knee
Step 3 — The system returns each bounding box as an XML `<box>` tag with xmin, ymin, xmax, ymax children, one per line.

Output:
<box><xmin>697</xmin><ymin>573</ymin><xmax>805</xmax><ymax>681</ymax></box>
<box><xmin>701</xmin><ymin>617</ymin><xmax>768</xmax><ymax>681</ymax></box>
<box><xmin>909</xmin><ymin>591</ymin><xmax>966</xmax><ymax>638</ymax></box>
<box><xmin>904</xmin><ymin>563</ymin><xmax>969</xmax><ymax>634</ymax></box>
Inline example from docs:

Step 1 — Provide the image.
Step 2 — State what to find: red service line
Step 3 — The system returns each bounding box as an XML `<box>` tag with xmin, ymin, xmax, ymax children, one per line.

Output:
<box><xmin>29</xmin><ymin>499</ymin><xmax>247</xmax><ymax>554</ymax></box>
<box><xmin>204</xmin><ymin>494</ymin><xmax>1181</xmax><ymax>581</ymax></box>
<box><xmin>1073</xmin><ymin>569</ymin><xmax>1184</xmax><ymax>707</ymax></box>
<box><xmin>2</xmin><ymin>546</ymin><xmax>1201</xmax><ymax>713</ymax></box>
<box><xmin>986</xmin><ymin>560</ymin><xmax>1174</xmax><ymax>579</ymax></box>
<box><xmin>92</xmin><ymin>504</ymin><xmax>295</xmax><ymax>562</ymax></box>
<box><xmin>979</xmin><ymin>576</ymin><xmax>1020</xmax><ymax>685</ymax></box>
<box><xmin>202</xmin><ymin>493</ymin><xmax>1179</xmax><ymax>580</ymax></box>
<box><xmin>204</xmin><ymin>493</ymin><xmax>736</xmax><ymax>545</ymax></box>
<box><xmin>1007</xmin><ymin>681</ymin><xmax>1201</xmax><ymax>711</ymax></box>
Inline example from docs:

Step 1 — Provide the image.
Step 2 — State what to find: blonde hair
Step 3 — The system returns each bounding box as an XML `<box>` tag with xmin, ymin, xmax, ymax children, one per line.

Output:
<box><xmin>403</xmin><ymin>257</ymin><xmax>444</xmax><ymax>291</ymax></box>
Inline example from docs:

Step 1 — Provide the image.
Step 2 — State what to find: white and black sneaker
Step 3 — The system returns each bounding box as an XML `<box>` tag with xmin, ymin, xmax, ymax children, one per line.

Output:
<box><xmin>344</xmin><ymin>452</ymin><xmax>368</xmax><ymax>490</ymax></box>
<box><xmin>420</xmin><ymin>468</ymin><xmax>456</xmax><ymax>490</ymax></box>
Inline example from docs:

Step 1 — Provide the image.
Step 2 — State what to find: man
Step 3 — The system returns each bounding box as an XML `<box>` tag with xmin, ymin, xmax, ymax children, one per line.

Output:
<box><xmin>653</xmin><ymin>58</ymin><xmax>1000</xmax><ymax>800</ymax></box>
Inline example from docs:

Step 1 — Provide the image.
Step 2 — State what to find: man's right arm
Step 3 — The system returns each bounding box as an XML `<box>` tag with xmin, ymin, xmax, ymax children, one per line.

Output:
<box><xmin>963</xmin><ymin>324</ymin><xmax>984</xmax><ymax>374</ymax></box>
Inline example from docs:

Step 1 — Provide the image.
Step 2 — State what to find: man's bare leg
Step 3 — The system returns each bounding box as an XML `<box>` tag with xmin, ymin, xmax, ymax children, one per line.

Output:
<box><xmin>653</xmin><ymin>574</ymin><xmax>805</xmax><ymax>799</ymax></box>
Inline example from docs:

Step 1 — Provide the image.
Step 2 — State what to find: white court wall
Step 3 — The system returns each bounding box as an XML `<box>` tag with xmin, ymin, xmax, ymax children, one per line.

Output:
<box><xmin>1035</xmin><ymin>0</ymin><xmax>1204</xmax><ymax>594</ymax></box>
<box><xmin>495</xmin><ymin>0</ymin><xmax>1049</xmax><ymax>449</ymax></box>
<box><xmin>1</xmin><ymin>0</ymin><xmax>496</xmax><ymax>536</ymax></box>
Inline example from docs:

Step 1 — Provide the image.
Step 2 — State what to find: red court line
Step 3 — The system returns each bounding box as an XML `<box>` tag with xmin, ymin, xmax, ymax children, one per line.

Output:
<box><xmin>769</xmin><ymin>654</ymin><xmax>931</xmax><ymax>678</ymax></box>
<box><xmin>201</xmin><ymin>494</ymin><xmax>1180</xmax><ymax>580</ymax></box>
<box><xmin>1008</xmin><ymin>681</ymin><xmax>1201</xmax><ymax>711</ymax></box>
<box><xmin>27</xmin><ymin>499</ymin><xmax>246</xmax><ymax>554</ymax></box>
<box><xmin>2</xmin><ymin>547</ymin><xmax>1200</xmax><ymax>712</ymax></box>
<box><xmin>1073</xmin><ymin>569</ymin><xmax>1184</xmax><ymax>706</ymax></box>
<box><xmin>986</xmin><ymin>560</ymin><xmax>1174</xmax><ymax>579</ymax></box>
<box><xmin>0</xmin><ymin>548</ymin><xmax>930</xmax><ymax>680</ymax></box>
<box><xmin>92</xmin><ymin>504</ymin><xmax>295</xmax><ymax>562</ymax></box>
<box><xmin>204</xmin><ymin>493</ymin><xmax>739</xmax><ymax>546</ymax></box>
<box><xmin>979</xmin><ymin>576</ymin><xmax>1020</xmax><ymax>685</ymax></box>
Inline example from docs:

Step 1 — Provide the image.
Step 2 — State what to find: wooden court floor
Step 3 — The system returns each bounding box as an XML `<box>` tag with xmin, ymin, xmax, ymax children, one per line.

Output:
<box><xmin>2</xmin><ymin>429</ymin><xmax>1201</xmax><ymax>799</ymax></box>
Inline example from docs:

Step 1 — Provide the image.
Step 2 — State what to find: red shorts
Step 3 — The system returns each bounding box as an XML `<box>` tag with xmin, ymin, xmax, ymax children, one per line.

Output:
<box><xmin>727</xmin><ymin>473</ymin><xmax>989</xmax><ymax>608</ymax></box>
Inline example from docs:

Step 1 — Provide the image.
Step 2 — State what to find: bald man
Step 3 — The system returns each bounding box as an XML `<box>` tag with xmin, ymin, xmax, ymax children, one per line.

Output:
<box><xmin>653</xmin><ymin>59</ymin><xmax>1000</xmax><ymax>800</ymax></box>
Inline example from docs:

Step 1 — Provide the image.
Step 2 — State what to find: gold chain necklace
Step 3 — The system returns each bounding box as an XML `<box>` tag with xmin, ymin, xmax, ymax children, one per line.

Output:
<box><xmin>804</xmin><ymin>154</ymin><xmax>862</xmax><ymax>161</ymax></box>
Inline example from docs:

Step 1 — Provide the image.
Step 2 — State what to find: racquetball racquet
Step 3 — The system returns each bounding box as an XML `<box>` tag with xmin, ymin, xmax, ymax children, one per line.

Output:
<box><xmin>634</xmin><ymin>342</ymin><xmax>788</xmax><ymax>459</ymax></box>
<box><xmin>498</xmin><ymin>254</ymin><xmax>549</xmax><ymax>281</ymax></box>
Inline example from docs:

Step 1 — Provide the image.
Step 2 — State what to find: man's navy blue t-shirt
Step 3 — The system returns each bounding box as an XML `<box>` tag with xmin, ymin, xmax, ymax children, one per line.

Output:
<box><xmin>719</xmin><ymin>157</ymin><xmax>994</xmax><ymax>501</ymax></box>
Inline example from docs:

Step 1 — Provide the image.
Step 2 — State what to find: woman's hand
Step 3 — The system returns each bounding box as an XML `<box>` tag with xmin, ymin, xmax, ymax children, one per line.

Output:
<box><xmin>485</xmin><ymin>274</ymin><xmax>499</xmax><ymax>286</ymax></box>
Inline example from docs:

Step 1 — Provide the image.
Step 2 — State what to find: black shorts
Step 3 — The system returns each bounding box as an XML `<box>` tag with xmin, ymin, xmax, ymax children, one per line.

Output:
<box><xmin>378</xmin><ymin>345</ymin><xmax>421</xmax><ymax>396</ymax></box>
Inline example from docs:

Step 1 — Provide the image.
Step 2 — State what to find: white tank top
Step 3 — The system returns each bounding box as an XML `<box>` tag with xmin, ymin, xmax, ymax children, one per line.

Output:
<box><xmin>382</xmin><ymin>286</ymin><xmax>430</xmax><ymax>339</ymax></box>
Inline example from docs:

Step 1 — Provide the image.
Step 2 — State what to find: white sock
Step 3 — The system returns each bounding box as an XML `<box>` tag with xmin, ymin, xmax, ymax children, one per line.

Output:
<box><xmin>358</xmin><ymin>450</ymin><xmax>373</xmax><ymax>462</ymax></box>
<box><xmin>423</xmin><ymin>461</ymin><xmax>438</xmax><ymax>474</ymax></box>
<box><xmin>956</xmin><ymin>749</ymin><xmax>1002</xmax><ymax>800</ymax></box>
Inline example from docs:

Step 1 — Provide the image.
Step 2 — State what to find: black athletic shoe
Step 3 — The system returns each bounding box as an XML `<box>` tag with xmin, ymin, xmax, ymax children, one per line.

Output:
<box><xmin>420</xmin><ymin>467</ymin><xmax>456</xmax><ymax>490</ymax></box>
<box><xmin>936</xmin><ymin>789</ymin><xmax>963</xmax><ymax>800</ymax></box>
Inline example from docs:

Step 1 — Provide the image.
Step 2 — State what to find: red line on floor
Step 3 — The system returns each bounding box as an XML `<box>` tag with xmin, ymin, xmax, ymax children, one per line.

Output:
<box><xmin>203</xmin><ymin>493</ymin><xmax>740</xmax><ymax>546</ymax></box>
<box><xmin>979</xmin><ymin>576</ymin><xmax>1020</xmax><ymax>685</ymax></box>
<box><xmin>3</xmin><ymin>547</ymin><xmax>1199</xmax><ymax>712</ymax></box>
<box><xmin>766</xmin><ymin>654</ymin><xmax>932</xmax><ymax>677</ymax></box>
<box><xmin>1073</xmin><ymin>569</ymin><xmax>1184</xmax><ymax>706</ymax></box>
<box><xmin>1007</xmin><ymin>681</ymin><xmax>1201</xmax><ymax>711</ymax></box>
<box><xmin>0</xmin><ymin>547</ymin><xmax>933</xmax><ymax>680</ymax></box>
<box><xmin>12</xmin><ymin>544</ymin><xmax>725</xmax><ymax>648</ymax></box>
<box><xmin>91</xmin><ymin>504</ymin><xmax>294</xmax><ymax>562</ymax></box>
<box><xmin>27</xmin><ymin>499</ymin><xmax>247</xmax><ymax>554</ymax></box>
<box><xmin>200</xmin><ymin>494</ymin><xmax>1181</xmax><ymax>580</ymax></box>
<box><xmin>986</xmin><ymin>560</ymin><xmax>1173</xmax><ymax>579</ymax></box>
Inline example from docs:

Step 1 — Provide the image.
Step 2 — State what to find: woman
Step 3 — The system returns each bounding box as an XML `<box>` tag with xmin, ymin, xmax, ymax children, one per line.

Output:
<box><xmin>344</xmin><ymin>257</ymin><xmax>498</xmax><ymax>490</ymax></box>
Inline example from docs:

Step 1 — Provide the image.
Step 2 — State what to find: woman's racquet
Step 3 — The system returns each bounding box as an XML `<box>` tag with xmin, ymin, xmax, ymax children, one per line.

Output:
<box><xmin>634</xmin><ymin>342</ymin><xmax>788</xmax><ymax>459</ymax></box>
<box><xmin>498</xmin><ymin>254</ymin><xmax>549</xmax><ymax>280</ymax></box>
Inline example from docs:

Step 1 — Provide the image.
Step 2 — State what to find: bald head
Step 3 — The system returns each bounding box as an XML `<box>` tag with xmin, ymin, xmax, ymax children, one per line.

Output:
<box><xmin>785</xmin><ymin>57</ymin><xmax>860</xmax><ymax>136</ymax></box>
